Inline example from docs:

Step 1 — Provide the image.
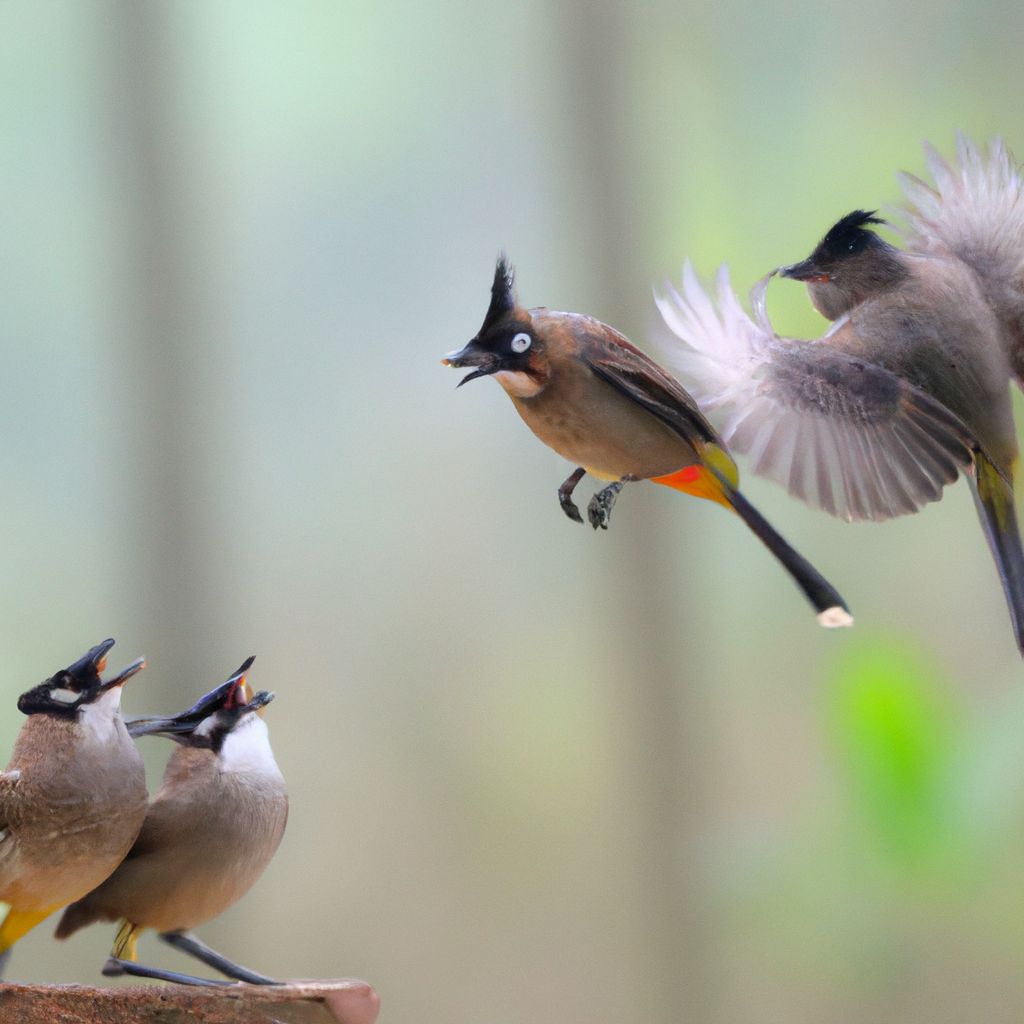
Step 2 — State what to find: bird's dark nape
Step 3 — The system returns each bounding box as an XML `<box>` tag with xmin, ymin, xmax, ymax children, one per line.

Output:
<box><xmin>481</xmin><ymin>254</ymin><xmax>516</xmax><ymax>332</ymax></box>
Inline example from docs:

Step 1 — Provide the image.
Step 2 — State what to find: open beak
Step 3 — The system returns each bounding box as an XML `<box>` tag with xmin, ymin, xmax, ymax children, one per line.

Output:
<box><xmin>100</xmin><ymin>656</ymin><xmax>146</xmax><ymax>692</ymax></box>
<box><xmin>441</xmin><ymin>340</ymin><xmax>499</xmax><ymax>386</ymax></box>
<box><xmin>66</xmin><ymin>638</ymin><xmax>117</xmax><ymax>679</ymax></box>
<box><xmin>127</xmin><ymin>712</ymin><xmax>202</xmax><ymax>739</ymax></box>
<box><xmin>126</xmin><ymin>655</ymin><xmax>258</xmax><ymax>739</ymax></box>
<box><xmin>779</xmin><ymin>259</ymin><xmax>832</xmax><ymax>284</ymax></box>
<box><xmin>247</xmin><ymin>690</ymin><xmax>275</xmax><ymax>715</ymax></box>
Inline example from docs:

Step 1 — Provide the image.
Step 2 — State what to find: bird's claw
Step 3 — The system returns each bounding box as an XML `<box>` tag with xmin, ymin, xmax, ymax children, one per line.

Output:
<box><xmin>557</xmin><ymin>468</ymin><xmax>587</xmax><ymax>525</ymax></box>
<box><xmin>587</xmin><ymin>480</ymin><xmax>625</xmax><ymax>530</ymax></box>
<box><xmin>587</xmin><ymin>491</ymin><xmax>614</xmax><ymax>530</ymax></box>
<box><xmin>560</xmin><ymin>496</ymin><xmax>584</xmax><ymax>524</ymax></box>
<box><xmin>102</xmin><ymin>957</ymin><xmax>127</xmax><ymax>977</ymax></box>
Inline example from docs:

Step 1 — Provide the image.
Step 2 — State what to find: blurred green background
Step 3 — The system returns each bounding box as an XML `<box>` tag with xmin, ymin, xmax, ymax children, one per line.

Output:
<box><xmin>1</xmin><ymin>2</ymin><xmax>1024</xmax><ymax>1021</ymax></box>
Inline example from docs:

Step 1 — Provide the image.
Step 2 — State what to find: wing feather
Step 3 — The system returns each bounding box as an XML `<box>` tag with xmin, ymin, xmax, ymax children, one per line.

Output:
<box><xmin>654</xmin><ymin>264</ymin><xmax>976</xmax><ymax>521</ymax></box>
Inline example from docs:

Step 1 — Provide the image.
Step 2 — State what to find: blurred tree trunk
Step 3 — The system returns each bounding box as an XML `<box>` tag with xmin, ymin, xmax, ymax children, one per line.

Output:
<box><xmin>555</xmin><ymin>5</ymin><xmax>722</xmax><ymax>1022</ymax></box>
<box><xmin>99</xmin><ymin>3</ymin><xmax>225</xmax><ymax>688</ymax></box>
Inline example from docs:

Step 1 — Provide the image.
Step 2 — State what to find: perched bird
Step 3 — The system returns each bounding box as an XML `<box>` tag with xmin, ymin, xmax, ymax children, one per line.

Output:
<box><xmin>443</xmin><ymin>257</ymin><xmax>853</xmax><ymax>627</ymax></box>
<box><xmin>56</xmin><ymin>657</ymin><xmax>287</xmax><ymax>987</ymax></box>
<box><xmin>655</xmin><ymin>136</ymin><xmax>1024</xmax><ymax>652</ymax></box>
<box><xmin>0</xmin><ymin>639</ymin><xmax>147</xmax><ymax>973</ymax></box>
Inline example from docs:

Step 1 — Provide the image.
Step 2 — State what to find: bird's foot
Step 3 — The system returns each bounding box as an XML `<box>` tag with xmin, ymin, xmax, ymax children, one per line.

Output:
<box><xmin>558</xmin><ymin>468</ymin><xmax>586</xmax><ymax>524</ymax></box>
<box><xmin>560</xmin><ymin>496</ymin><xmax>584</xmax><ymax>524</ymax></box>
<box><xmin>588</xmin><ymin>481</ymin><xmax>624</xmax><ymax>530</ymax></box>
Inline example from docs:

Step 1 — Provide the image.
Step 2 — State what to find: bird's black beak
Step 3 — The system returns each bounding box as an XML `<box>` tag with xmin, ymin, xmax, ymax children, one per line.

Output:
<box><xmin>99</xmin><ymin>656</ymin><xmax>147</xmax><ymax>692</ymax></box>
<box><xmin>67</xmin><ymin>638</ymin><xmax>117</xmax><ymax>679</ymax></box>
<box><xmin>441</xmin><ymin>340</ymin><xmax>500</xmax><ymax>386</ymax></box>
<box><xmin>127</xmin><ymin>655</ymin><xmax>258</xmax><ymax>739</ymax></box>
<box><xmin>779</xmin><ymin>258</ymin><xmax>832</xmax><ymax>284</ymax></box>
<box><xmin>246</xmin><ymin>690</ymin><xmax>275</xmax><ymax>714</ymax></box>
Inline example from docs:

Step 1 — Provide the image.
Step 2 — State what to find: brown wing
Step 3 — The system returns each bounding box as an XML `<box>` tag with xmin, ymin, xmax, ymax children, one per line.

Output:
<box><xmin>579</xmin><ymin>322</ymin><xmax>723</xmax><ymax>449</ymax></box>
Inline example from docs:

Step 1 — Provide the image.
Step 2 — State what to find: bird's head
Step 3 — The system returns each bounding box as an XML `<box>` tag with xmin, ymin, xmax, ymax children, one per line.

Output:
<box><xmin>780</xmin><ymin>210</ymin><xmax>907</xmax><ymax>319</ymax></box>
<box><xmin>442</xmin><ymin>256</ymin><xmax>550</xmax><ymax>398</ymax></box>
<box><xmin>128</xmin><ymin>655</ymin><xmax>275</xmax><ymax>759</ymax></box>
<box><xmin>17</xmin><ymin>638</ymin><xmax>145</xmax><ymax>719</ymax></box>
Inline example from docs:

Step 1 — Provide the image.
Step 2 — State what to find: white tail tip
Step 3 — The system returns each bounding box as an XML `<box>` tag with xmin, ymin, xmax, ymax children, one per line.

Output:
<box><xmin>817</xmin><ymin>606</ymin><xmax>854</xmax><ymax>628</ymax></box>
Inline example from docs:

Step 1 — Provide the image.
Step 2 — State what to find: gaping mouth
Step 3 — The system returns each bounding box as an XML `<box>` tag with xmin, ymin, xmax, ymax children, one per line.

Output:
<box><xmin>125</xmin><ymin>656</ymin><xmax>270</xmax><ymax>738</ymax></box>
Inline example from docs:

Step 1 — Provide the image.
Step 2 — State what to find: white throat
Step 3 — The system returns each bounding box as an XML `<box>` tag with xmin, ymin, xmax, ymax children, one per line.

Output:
<box><xmin>494</xmin><ymin>369</ymin><xmax>543</xmax><ymax>398</ymax></box>
<box><xmin>219</xmin><ymin>715</ymin><xmax>281</xmax><ymax>777</ymax></box>
<box><xmin>78</xmin><ymin>686</ymin><xmax>125</xmax><ymax>745</ymax></box>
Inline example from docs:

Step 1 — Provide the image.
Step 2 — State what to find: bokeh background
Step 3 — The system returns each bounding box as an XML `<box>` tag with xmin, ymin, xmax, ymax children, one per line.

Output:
<box><xmin>2</xmin><ymin>2</ymin><xmax>1024</xmax><ymax>1021</ymax></box>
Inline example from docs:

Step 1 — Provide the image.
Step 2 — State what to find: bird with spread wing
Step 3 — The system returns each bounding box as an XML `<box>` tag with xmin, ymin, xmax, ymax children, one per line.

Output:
<box><xmin>656</xmin><ymin>136</ymin><xmax>1024</xmax><ymax>654</ymax></box>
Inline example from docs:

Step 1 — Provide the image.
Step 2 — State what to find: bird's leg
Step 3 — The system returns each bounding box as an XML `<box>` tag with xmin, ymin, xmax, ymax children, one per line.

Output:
<box><xmin>0</xmin><ymin>948</ymin><xmax>10</xmax><ymax>979</ymax></box>
<box><xmin>102</xmin><ymin>956</ymin><xmax>233</xmax><ymax>987</ymax></box>
<box><xmin>588</xmin><ymin>477</ymin><xmax>632</xmax><ymax>530</ymax></box>
<box><xmin>101</xmin><ymin>919</ymin><xmax>234</xmax><ymax>987</ymax></box>
<box><xmin>558</xmin><ymin>467</ymin><xmax>587</xmax><ymax>524</ymax></box>
<box><xmin>160</xmin><ymin>929</ymin><xmax>279</xmax><ymax>985</ymax></box>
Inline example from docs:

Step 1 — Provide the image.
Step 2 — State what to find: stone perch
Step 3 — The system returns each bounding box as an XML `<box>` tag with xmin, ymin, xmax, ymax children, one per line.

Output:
<box><xmin>0</xmin><ymin>978</ymin><xmax>380</xmax><ymax>1024</ymax></box>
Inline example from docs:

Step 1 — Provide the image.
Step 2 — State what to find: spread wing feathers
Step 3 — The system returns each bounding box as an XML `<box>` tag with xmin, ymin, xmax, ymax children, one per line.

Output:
<box><xmin>655</xmin><ymin>264</ymin><xmax>976</xmax><ymax>522</ymax></box>
<box><xmin>899</xmin><ymin>135</ymin><xmax>1024</xmax><ymax>378</ymax></box>
<box><xmin>580</xmin><ymin>325</ymin><xmax>724</xmax><ymax>450</ymax></box>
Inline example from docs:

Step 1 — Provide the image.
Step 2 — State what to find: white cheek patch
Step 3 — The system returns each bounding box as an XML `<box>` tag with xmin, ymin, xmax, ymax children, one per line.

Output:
<box><xmin>494</xmin><ymin>370</ymin><xmax>543</xmax><ymax>398</ymax></box>
<box><xmin>49</xmin><ymin>688</ymin><xmax>80</xmax><ymax>704</ymax></box>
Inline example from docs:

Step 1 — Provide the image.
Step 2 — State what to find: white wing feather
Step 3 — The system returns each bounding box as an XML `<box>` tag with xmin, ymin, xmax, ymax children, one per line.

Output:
<box><xmin>655</xmin><ymin>265</ymin><xmax>974</xmax><ymax>522</ymax></box>
<box><xmin>899</xmin><ymin>134</ymin><xmax>1024</xmax><ymax>379</ymax></box>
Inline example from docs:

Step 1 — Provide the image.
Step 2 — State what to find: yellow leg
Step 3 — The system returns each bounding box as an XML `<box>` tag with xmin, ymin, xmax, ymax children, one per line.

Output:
<box><xmin>0</xmin><ymin>906</ymin><xmax>55</xmax><ymax>953</ymax></box>
<box><xmin>112</xmin><ymin>919</ymin><xmax>141</xmax><ymax>961</ymax></box>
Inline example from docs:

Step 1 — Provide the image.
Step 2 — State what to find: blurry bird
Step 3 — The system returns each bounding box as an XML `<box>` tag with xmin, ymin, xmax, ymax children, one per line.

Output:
<box><xmin>56</xmin><ymin>656</ymin><xmax>288</xmax><ymax>987</ymax></box>
<box><xmin>0</xmin><ymin>639</ymin><xmax>147</xmax><ymax>974</ymax></box>
<box><xmin>443</xmin><ymin>257</ymin><xmax>853</xmax><ymax>627</ymax></box>
<box><xmin>656</xmin><ymin>135</ymin><xmax>1024</xmax><ymax>653</ymax></box>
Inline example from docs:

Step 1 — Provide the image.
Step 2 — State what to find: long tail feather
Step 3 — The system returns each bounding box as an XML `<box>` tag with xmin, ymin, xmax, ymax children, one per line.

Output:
<box><xmin>970</xmin><ymin>455</ymin><xmax>1024</xmax><ymax>656</ymax></box>
<box><xmin>0</xmin><ymin>906</ymin><xmax>53</xmax><ymax>954</ymax></box>
<box><xmin>712</xmin><ymin>471</ymin><xmax>853</xmax><ymax>627</ymax></box>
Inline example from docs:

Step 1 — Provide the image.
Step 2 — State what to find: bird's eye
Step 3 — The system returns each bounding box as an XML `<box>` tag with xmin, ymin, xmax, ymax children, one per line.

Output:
<box><xmin>510</xmin><ymin>332</ymin><xmax>532</xmax><ymax>354</ymax></box>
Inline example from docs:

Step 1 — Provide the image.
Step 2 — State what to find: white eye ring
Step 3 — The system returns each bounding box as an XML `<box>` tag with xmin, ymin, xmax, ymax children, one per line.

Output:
<box><xmin>510</xmin><ymin>332</ymin><xmax>531</xmax><ymax>354</ymax></box>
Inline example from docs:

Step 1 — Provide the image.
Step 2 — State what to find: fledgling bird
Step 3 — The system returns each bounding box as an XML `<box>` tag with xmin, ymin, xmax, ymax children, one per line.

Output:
<box><xmin>655</xmin><ymin>135</ymin><xmax>1024</xmax><ymax>653</ymax></box>
<box><xmin>56</xmin><ymin>656</ymin><xmax>287</xmax><ymax>987</ymax></box>
<box><xmin>0</xmin><ymin>639</ymin><xmax>147</xmax><ymax>974</ymax></box>
<box><xmin>443</xmin><ymin>257</ymin><xmax>853</xmax><ymax>627</ymax></box>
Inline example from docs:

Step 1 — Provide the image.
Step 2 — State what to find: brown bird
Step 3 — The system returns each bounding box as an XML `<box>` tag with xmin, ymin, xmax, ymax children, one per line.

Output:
<box><xmin>0</xmin><ymin>639</ymin><xmax>147</xmax><ymax>974</ymax></box>
<box><xmin>657</xmin><ymin>138</ymin><xmax>1023</xmax><ymax>652</ymax></box>
<box><xmin>443</xmin><ymin>257</ymin><xmax>853</xmax><ymax>627</ymax></box>
<box><xmin>56</xmin><ymin>656</ymin><xmax>288</xmax><ymax>987</ymax></box>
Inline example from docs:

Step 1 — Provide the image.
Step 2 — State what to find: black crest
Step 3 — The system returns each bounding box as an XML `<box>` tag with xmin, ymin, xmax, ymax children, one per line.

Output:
<box><xmin>480</xmin><ymin>254</ymin><xmax>516</xmax><ymax>334</ymax></box>
<box><xmin>818</xmin><ymin>210</ymin><xmax>886</xmax><ymax>260</ymax></box>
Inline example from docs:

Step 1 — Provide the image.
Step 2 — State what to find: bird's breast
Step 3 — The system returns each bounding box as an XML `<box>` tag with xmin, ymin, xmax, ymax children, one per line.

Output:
<box><xmin>508</xmin><ymin>372</ymin><xmax>698</xmax><ymax>480</ymax></box>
